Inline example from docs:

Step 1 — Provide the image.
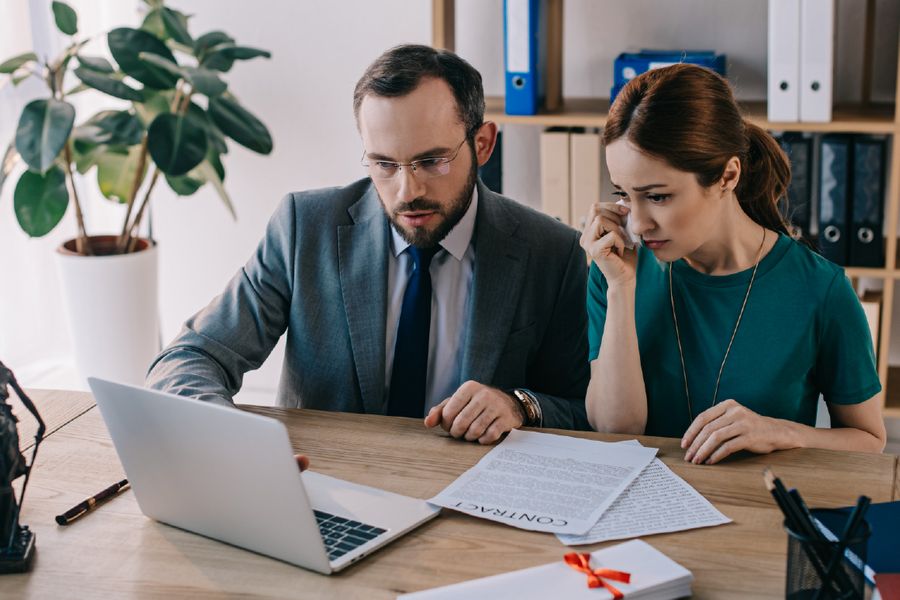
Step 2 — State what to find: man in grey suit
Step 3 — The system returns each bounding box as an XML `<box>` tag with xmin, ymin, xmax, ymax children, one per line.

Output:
<box><xmin>147</xmin><ymin>44</ymin><xmax>589</xmax><ymax>447</ymax></box>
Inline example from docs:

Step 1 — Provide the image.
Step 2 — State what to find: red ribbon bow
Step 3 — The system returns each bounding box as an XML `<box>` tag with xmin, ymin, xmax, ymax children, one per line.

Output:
<box><xmin>564</xmin><ymin>552</ymin><xmax>632</xmax><ymax>599</ymax></box>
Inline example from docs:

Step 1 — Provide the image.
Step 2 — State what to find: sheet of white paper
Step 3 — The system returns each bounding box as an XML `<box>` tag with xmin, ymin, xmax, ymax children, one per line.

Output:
<box><xmin>557</xmin><ymin>458</ymin><xmax>732</xmax><ymax>546</ymax></box>
<box><xmin>428</xmin><ymin>430</ymin><xmax>657</xmax><ymax>534</ymax></box>
<box><xmin>398</xmin><ymin>539</ymin><xmax>693</xmax><ymax>600</ymax></box>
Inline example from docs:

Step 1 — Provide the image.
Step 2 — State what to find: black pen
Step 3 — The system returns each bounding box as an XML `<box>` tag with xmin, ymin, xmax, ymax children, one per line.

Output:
<box><xmin>55</xmin><ymin>479</ymin><xmax>130</xmax><ymax>525</ymax></box>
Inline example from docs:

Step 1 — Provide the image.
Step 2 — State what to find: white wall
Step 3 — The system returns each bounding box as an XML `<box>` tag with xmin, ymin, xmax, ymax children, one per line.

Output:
<box><xmin>0</xmin><ymin>0</ymin><xmax>898</xmax><ymax>403</ymax></box>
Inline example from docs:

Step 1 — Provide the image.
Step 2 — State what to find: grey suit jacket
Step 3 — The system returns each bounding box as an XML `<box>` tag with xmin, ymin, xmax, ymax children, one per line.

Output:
<box><xmin>147</xmin><ymin>178</ymin><xmax>590</xmax><ymax>429</ymax></box>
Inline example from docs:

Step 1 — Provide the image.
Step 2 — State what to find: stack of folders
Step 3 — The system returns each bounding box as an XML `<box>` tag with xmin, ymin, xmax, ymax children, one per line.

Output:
<box><xmin>539</xmin><ymin>127</ymin><xmax>608</xmax><ymax>230</ymax></box>
<box><xmin>398</xmin><ymin>540</ymin><xmax>693</xmax><ymax>600</ymax></box>
<box><xmin>768</xmin><ymin>0</ymin><xmax>834</xmax><ymax>122</ymax></box>
<box><xmin>775</xmin><ymin>133</ymin><xmax>888</xmax><ymax>267</ymax></box>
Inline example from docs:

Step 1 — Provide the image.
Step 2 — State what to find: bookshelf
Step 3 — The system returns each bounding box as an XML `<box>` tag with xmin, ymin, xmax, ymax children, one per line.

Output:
<box><xmin>432</xmin><ymin>0</ymin><xmax>900</xmax><ymax>417</ymax></box>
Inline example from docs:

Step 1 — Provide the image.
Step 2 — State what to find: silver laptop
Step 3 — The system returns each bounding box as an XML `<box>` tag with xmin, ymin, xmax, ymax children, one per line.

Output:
<box><xmin>88</xmin><ymin>377</ymin><xmax>440</xmax><ymax>574</ymax></box>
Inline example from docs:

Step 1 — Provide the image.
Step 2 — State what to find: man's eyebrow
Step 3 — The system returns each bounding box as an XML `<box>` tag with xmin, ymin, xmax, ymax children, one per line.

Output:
<box><xmin>611</xmin><ymin>182</ymin><xmax>669</xmax><ymax>192</ymax></box>
<box><xmin>365</xmin><ymin>146</ymin><xmax>455</xmax><ymax>162</ymax></box>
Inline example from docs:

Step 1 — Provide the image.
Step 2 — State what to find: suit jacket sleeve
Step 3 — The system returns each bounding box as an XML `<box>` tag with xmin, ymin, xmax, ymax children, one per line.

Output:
<box><xmin>527</xmin><ymin>233</ymin><xmax>591</xmax><ymax>430</ymax></box>
<box><xmin>145</xmin><ymin>194</ymin><xmax>297</xmax><ymax>404</ymax></box>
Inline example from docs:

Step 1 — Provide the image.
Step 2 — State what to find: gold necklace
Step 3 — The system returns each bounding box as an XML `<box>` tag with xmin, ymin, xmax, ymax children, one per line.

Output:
<box><xmin>669</xmin><ymin>228</ymin><xmax>766</xmax><ymax>421</ymax></box>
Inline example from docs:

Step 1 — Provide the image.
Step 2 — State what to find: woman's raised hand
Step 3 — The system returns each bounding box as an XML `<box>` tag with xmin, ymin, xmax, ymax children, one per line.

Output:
<box><xmin>579</xmin><ymin>201</ymin><xmax>638</xmax><ymax>287</ymax></box>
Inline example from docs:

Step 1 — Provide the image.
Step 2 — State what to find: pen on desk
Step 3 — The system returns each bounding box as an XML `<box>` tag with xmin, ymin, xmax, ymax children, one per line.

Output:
<box><xmin>55</xmin><ymin>479</ymin><xmax>130</xmax><ymax>525</ymax></box>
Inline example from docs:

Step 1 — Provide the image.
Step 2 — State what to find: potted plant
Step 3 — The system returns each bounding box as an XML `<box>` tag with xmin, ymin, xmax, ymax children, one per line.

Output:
<box><xmin>0</xmin><ymin>0</ymin><xmax>273</xmax><ymax>384</ymax></box>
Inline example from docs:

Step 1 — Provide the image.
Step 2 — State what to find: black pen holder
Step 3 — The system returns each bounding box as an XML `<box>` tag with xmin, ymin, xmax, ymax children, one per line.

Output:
<box><xmin>784</xmin><ymin>518</ymin><xmax>870</xmax><ymax>600</ymax></box>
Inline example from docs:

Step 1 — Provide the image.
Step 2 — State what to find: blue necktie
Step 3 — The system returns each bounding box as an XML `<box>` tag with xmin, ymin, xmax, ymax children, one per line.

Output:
<box><xmin>387</xmin><ymin>246</ymin><xmax>439</xmax><ymax>417</ymax></box>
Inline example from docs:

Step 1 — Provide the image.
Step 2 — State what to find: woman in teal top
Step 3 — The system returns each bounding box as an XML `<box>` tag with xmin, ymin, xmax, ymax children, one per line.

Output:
<box><xmin>580</xmin><ymin>64</ymin><xmax>886</xmax><ymax>464</ymax></box>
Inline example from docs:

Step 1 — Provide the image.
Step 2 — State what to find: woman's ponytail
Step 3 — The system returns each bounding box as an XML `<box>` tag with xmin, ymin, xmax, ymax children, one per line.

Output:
<box><xmin>737</xmin><ymin>122</ymin><xmax>793</xmax><ymax>238</ymax></box>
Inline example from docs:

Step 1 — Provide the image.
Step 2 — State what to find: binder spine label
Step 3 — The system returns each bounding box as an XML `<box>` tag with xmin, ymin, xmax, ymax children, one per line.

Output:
<box><xmin>506</xmin><ymin>0</ymin><xmax>530</xmax><ymax>73</ymax></box>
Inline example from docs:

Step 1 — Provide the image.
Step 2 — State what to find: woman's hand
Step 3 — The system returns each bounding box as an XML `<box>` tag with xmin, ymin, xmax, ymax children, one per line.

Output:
<box><xmin>680</xmin><ymin>399</ymin><xmax>798</xmax><ymax>464</ymax></box>
<box><xmin>579</xmin><ymin>201</ymin><xmax>637</xmax><ymax>287</ymax></box>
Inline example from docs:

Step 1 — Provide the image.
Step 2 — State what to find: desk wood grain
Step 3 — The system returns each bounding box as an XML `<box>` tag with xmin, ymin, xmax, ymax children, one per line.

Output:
<box><xmin>12</xmin><ymin>388</ymin><xmax>95</xmax><ymax>451</ymax></box>
<box><xmin>7</xmin><ymin>395</ymin><xmax>897</xmax><ymax>599</ymax></box>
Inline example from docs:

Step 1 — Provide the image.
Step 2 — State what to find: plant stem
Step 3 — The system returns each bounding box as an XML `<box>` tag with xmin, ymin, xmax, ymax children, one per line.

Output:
<box><xmin>119</xmin><ymin>83</ymin><xmax>193</xmax><ymax>253</ymax></box>
<box><xmin>62</xmin><ymin>142</ymin><xmax>92</xmax><ymax>256</ymax></box>
<box><xmin>123</xmin><ymin>167</ymin><xmax>161</xmax><ymax>253</ymax></box>
<box><xmin>117</xmin><ymin>136</ymin><xmax>149</xmax><ymax>252</ymax></box>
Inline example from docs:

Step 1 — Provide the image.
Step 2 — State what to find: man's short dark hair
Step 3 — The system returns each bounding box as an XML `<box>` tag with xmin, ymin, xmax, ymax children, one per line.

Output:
<box><xmin>353</xmin><ymin>44</ymin><xmax>485</xmax><ymax>139</ymax></box>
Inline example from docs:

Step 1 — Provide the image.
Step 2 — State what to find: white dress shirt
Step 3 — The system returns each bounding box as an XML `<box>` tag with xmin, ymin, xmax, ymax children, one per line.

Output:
<box><xmin>384</xmin><ymin>188</ymin><xmax>478</xmax><ymax>414</ymax></box>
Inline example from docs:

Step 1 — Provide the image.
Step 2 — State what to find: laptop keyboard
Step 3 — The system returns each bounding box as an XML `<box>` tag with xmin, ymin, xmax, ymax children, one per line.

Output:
<box><xmin>314</xmin><ymin>510</ymin><xmax>387</xmax><ymax>561</ymax></box>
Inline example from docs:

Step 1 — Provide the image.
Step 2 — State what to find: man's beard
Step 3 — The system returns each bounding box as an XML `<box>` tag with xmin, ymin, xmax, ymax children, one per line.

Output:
<box><xmin>383</xmin><ymin>150</ymin><xmax>478</xmax><ymax>248</ymax></box>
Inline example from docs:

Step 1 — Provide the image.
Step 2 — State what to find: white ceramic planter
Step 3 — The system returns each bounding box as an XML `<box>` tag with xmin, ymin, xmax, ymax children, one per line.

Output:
<box><xmin>56</xmin><ymin>236</ymin><xmax>160</xmax><ymax>386</ymax></box>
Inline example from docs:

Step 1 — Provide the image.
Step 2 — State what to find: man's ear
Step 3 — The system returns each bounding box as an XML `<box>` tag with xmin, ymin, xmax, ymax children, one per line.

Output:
<box><xmin>720</xmin><ymin>156</ymin><xmax>741</xmax><ymax>195</ymax></box>
<box><xmin>473</xmin><ymin>121</ymin><xmax>498</xmax><ymax>167</ymax></box>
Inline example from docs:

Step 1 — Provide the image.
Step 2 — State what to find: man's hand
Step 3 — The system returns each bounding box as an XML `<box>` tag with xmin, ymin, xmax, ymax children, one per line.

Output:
<box><xmin>295</xmin><ymin>454</ymin><xmax>310</xmax><ymax>471</ymax></box>
<box><xmin>424</xmin><ymin>380</ymin><xmax>525</xmax><ymax>445</ymax></box>
<box><xmin>681</xmin><ymin>399</ymin><xmax>796</xmax><ymax>464</ymax></box>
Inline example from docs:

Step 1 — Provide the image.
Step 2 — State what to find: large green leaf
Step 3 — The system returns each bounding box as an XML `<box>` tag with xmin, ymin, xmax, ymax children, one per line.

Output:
<box><xmin>194</xmin><ymin>30</ymin><xmax>236</xmax><ymax>72</ymax></box>
<box><xmin>184</xmin><ymin>67</ymin><xmax>226</xmax><ymax>97</ymax></box>
<box><xmin>187</xmin><ymin>102</ymin><xmax>227</xmax><ymax>154</ymax></box>
<box><xmin>203</xmin><ymin>45</ymin><xmax>271</xmax><ymax>72</ymax></box>
<box><xmin>15</xmin><ymin>99</ymin><xmax>75</xmax><ymax>173</ymax></box>
<box><xmin>108</xmin><ymin>27</ymin><xmax>179</xmax><ymax>89</ymax></box>
<box><xmin>0</xmin><ymin>52</ymin><xmax>38</xmax><ymax>74</ymax></box>
<box><xmin>160</xmin><ymin>7</ymin><xmax>192</xmax><ymax>46</ymax></box>
<box><xmin>165</xmin><ymin>171</ymin><xmax>204</xmax><ymax>196</ymax></box>
<box><xmin>207</xmin><ymin>148</ymin><xmax>225</xmax><ymax>181</ymax></box>
<box><xmin>0</xmin><ymin>142</ymin><xmax>21</xmax><ymax>198</ymax></box>
<box><xmin>208</xmin><ymin>95</ymin><xmax>272</xmax><ymax>155</ymax></box>
<box><xmin>165</xmin><ymin>143</ymin><xmax>229</xmax><ymax>197</ymax></box>
<box><xmin>199</xmin><ymin>43</ymin><xmax>236</xmax><ymax>72</ymax></box>
<box><xmin>134</xmin><ymin>89</ymin><xmax>174</xmax><ymax>127</ymax></box>
<box><xmin>13</xmin><ymin>166</ymin><xmax>69</xmax><ymax>237</ymax></box>
<box><xmin>197</xmin><ymin>159</ymin><xmax>235</xmax><ymax>219</ymax></box>
<box><xmin>137</xmin><ymin>52</ymin><xmax>184</xmax><ymax>80</ymax></box>
<box><xmin>96</xmin><ymin>145</ymin><xmax>147</xmax><ymax>203</ymax></box>
<box><xmin>147</xmin><ymin>112</ymin><xmax>207</xmax><ymax>176</ymax></box>
<box><xmin>140</xmin><ymin>8</ymin><xmax>165</xmax><ymax>38</ymax></box>
<box><xmin>74</xmin><ymin>110</ymin><xmax>144</xmax><ymax>146</ymax></box>
<box><xmin>51</xmin><ymin>1</ymin><xmax>78</xmax><ymax>35</ymax></box>
<box><xmin>194</xmin><ymin>31</ymin><xmax>233</xmax><ymax>58</ymax></box>
<box><xmin>73</xmin><ymin>66</ymin><xmax>143</xmax><ymax>101</ymax></box>
<box><xmin>218</xmin><ymin>46</ymin><xmax>271</xmax><ymax>61</ymax></box>
<box><xmin>71</xmin><ymin>140</ymin><xmax>105</xmax><ymax>174</ymax></box>
<box><xmin>77</xmin><ymin>55</ymin><xmax>114</xmax><ymax>73</ymax></box>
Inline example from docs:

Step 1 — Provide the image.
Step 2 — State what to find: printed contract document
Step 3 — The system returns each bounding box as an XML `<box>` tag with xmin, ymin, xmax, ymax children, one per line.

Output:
<box><xmin>557</xmin><ymin>458</ymin><xmax>732</xmax><ymax>545</ymax></box>
<box><xmin>428</xmin><ymin>430</ymin><xmax>657</xmax><ymax>534</ymax></box>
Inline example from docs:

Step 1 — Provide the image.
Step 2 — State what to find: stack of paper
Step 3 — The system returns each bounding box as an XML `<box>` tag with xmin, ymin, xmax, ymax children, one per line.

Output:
<box><xmin>558</xmin><ymin>456</ymin><xmax>731</xmax><ymax>545</ymax></box>
<box><xmin>429</xmin><ymin>431</ymin><xmax>730</xmax><ymax>542</ymax></box>
<box><xmin>399</xmin><ymin>539</ymin><xmax>693</xmax><ymax>599</ymax></box>
<box><xmin>428</xmin><ymin>430</ymin><xmax>658</xmax><ymax>534</ymax></box>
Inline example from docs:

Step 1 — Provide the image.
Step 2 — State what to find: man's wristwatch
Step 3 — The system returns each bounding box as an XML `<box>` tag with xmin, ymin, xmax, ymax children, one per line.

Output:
<box><xmin>510</xmin><ymin>388</ymin><xmax>543</xmax><ymax>427</ymax></box>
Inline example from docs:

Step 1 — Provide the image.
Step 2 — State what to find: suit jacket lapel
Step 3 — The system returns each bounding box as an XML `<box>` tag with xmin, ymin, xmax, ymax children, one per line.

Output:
<box><xmin>338</xmin><ymin>185</ymin><xmax>389</xmax><ymax>414</ymax></box>
<box><xmin>461</xmin><ymin>184</ymin><xmax>529</xmax><ymax>384</ymax></box>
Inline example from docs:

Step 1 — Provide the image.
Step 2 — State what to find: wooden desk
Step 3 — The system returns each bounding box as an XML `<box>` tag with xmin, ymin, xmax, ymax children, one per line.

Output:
<box><xmin>11</xmin><ymin>388</ymin><xmax>95</xmax><ymax>452</ymax></box>
<box><xmin>7</xmin><ymin>391</ymin><xmax>898</xmax><ymax>598</ymax></box>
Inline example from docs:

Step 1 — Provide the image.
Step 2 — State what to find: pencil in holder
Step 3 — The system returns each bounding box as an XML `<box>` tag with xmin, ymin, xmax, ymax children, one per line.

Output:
<box><xmin>784</xmin><ymin>518</ymin><xmax>870</xmax><ymax>600</ymax></box>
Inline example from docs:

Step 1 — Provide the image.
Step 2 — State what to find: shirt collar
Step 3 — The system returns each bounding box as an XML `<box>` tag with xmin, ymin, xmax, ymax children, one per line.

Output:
<box><xmin>390</xmin><ymin>186</ymin><xmax>478</xmax><ymax>261</ymax></box>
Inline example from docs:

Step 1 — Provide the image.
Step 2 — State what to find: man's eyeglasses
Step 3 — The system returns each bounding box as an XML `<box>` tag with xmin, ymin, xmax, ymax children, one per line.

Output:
<box><xmin>361</xmin><ymin>138</ymin><xmax>467</xmax><ymax>180</ymax></box>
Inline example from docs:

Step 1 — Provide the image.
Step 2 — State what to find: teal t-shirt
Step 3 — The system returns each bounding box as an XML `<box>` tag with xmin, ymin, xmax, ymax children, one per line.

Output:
<box><xmin>587</xmin><ymin>233</ymin><xmax>881</xmax><ymax>438</ymax></box>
